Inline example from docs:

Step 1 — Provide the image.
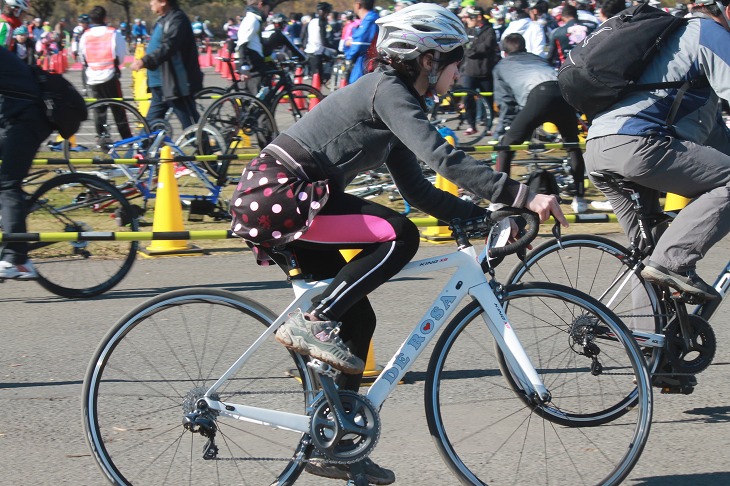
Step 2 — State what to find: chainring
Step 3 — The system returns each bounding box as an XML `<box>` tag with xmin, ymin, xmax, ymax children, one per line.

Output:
<box><xmin>309</xmin><ymin>391</ymin><xmax>380</xmax><ymax>464</ymax></box>
<box><xmin>664</xmin><ymin>315</ymin><xmax>716</xmax><ymax>375</ymax></box>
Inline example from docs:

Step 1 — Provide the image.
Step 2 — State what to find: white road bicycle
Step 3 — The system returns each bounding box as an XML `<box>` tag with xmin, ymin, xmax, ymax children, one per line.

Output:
<box><xmin>82</xmin><ymin>208</ymin><xmax>652</xmax><ymax>486</ymax></box>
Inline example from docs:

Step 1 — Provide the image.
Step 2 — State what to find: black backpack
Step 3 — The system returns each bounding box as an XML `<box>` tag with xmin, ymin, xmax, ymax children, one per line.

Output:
<box><xmin>31</xmin><ymin>66</ymin><xmax>88</xmax><ymax>139</ymax></box>
<box><xmin>525</xmin><ymin>169</ymin><xmax>560</xmax><ymax>197</ymax></box>
<box><xmin>557</xmin><ymin>3</ymin><xmax>704</xmax><ymax>121</ymax></box>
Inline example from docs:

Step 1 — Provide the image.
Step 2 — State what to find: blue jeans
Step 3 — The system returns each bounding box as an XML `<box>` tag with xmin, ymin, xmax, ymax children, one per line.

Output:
<box><xmin>145</xmin><ymin>86</ymin><xmax>199</xmax><ymax>129</ymax></box>
<box><xmin>0</xmin><ymin>96</ymin><xmax>52</xmax><ymax>264</ymax></box>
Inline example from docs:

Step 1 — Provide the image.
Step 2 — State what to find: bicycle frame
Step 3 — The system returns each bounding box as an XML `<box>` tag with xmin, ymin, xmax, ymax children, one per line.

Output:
<box><xmin>202</xmin><ymin>245</ymin><xmax>549</xmax><ymax>433</ymax></box>
<box><xmin>106</xmin><ymin>130</ymin><xmax>226</xmax><ymax>206</ymax></box>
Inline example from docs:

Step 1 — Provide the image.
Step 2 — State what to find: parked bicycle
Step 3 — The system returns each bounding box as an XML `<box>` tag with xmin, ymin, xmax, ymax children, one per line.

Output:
<box><xmin>0</xmin><ymin>166</ymin><xmax>140</xmax><ymax>298</ymax></box>
<box><xmin>60</xmin><ymin>99</ymin><xmax>234</xmax><ymax>221</ymax></box>
<box><xmin>507</xmin><ymin>170</ymin><xmax>728</xmax><ymax>395</ymax></box>
<box><xmin>195</xmin><ymin>57</ymin><xmax>324</xmax><ymax>144</ymax></box>
<box><xmin>82</xmin><ymin>208</ymin><xmax>652</xmax><ymax>485</ymax></box>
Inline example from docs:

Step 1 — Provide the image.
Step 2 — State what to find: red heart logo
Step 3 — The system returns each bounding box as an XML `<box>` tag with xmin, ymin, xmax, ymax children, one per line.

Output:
<box><xmin>423</xmin><ymin>321</ymin><xmax>431</xmax><ymax>331</ymax></box>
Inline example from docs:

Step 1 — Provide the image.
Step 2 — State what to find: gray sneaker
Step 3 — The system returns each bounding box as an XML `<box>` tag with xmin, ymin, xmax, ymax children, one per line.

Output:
<box><xmin>305</xmin><ymin>457</ymin><xmax>396</xmax><ymax>485</ymax></box>
<box><xmin>641</xmin><ymin>262</ymin><xmax>720</xmax><ymax>301</ymax></box>
<box><xmin>275</xmin><ymin>309</ymin><xmax>365</xmax><ymax>374</ymax></box>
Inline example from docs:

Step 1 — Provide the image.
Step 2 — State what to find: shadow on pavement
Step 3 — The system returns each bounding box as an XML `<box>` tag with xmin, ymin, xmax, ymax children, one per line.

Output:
<box><xmin>631</xmin><ymin>472</ymin><xmax>730</xmax><ymax>485</ymax></box>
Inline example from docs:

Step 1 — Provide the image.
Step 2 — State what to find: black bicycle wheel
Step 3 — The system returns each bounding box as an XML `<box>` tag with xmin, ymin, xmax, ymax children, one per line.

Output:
<box><xmin>425</xmin><ymin>282</ymin><xmax>652</xmax><ymax>486</ymax></box>
<box><xmin>197</xmin><ymin>92</ymin><xmax>278</xmax><ymax>155</ymax></box>
<box><xmin>194</xmin><ymin>86</ymin><xmax>227</xmax><ymax>123</ymax></box>
<box><xmin>64</xmin><ymin>100</ymin><xmax>150</xmax><ymax>161</ymax></box>
<box><xmin>26</xmin><ymin>172</ymin><xmax>139</xmax><ymax>298</ymax></box>
<box><xmin>175</xmin><ymin>123</ymin><xmax>229</xmax><ymax>180</ymax></box>
<box><xmin>506</xmin><ymin>234</ymin><xmax>664</xmax><ymax>343</ymax></box>
<box><xmin>430</xmin><ymin>87</ymin><xmax>490</xmax><ymax>147</ymax></box>
<box><xmin>270</xmin><ymin>84</ymin><xmax>324</xmax><ymax>132</ymax></box>
<box><xmin>82</xmin><ymin>288</ymin><xmax>315</xmax><ymax>485</ymax></box>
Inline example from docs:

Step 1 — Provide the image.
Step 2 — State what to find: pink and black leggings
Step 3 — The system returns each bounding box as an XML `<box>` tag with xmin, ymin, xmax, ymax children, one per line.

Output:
<box><xmin>271</xmin><ymin>190</ymin><xmax>421</xmax><ymax>388</ymax></box>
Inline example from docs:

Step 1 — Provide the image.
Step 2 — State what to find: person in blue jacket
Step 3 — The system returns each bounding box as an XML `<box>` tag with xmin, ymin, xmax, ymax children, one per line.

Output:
<box><xmin>344</xmin><ymin>0</ymin><xmax>378</xmax><ymax>83</ymax></box>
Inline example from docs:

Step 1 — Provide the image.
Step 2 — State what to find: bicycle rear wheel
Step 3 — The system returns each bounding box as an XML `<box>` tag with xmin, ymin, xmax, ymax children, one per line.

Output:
<box><xmin>426</xmin><ymin>282</ymin><xmax>652</xmax><ymax>486</ymax></box>
<box><xmin>175</xmin><ymin>124</ymin><xmax>229</xmax><ymax>180</ymax></box>
<box><xmin>26</xmin><ymin>172</ymin><xmax>139</xmax><ymax>298</ymax></box>
<box><xmin>197</xmin><ymin>92</ymin><xmax>278</xmax><ymax>156</ymax></box>
<box><xmin>64</xmin><ymin>100</ymin><xmax>151</xmax><ymax>161</ymax></box>
<box><xmin>83</xmin><ymin>288</ymin><xmax>316</xmax><ymax>485</ymax></box>
<box><xmin>506</xmin><ymin>235</ymin><xmax>664</xmax><ymax>341</ymax></box>
<box><xmin>270</xmin><ymin>84</ymin><xmax>324</xmax><ymax>132</ymax></box>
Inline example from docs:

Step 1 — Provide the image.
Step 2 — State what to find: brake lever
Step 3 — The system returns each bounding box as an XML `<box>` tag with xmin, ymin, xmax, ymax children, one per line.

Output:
<box><xmin>552</xmin><ymin>220</ymin><xmax>563</xmax><ymax>250</ymax></box>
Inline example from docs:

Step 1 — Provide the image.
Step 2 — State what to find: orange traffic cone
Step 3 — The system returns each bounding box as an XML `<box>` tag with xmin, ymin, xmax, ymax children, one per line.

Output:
<box><xmin>142</xmin><ymin>146</ymin><xmax>203</xmax><ymax>256</ymax></box>
<box><xmin>294</xmin><ymin>65</ymin><xmax>303</xmax><ymax>84</ymax></box>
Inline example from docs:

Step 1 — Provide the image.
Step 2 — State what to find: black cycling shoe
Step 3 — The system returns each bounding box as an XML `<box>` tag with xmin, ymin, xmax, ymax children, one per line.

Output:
<box><xmin>652</xmin><ymin>374</ymin><xmax>697</xmax><ymax>395</ymax></box>
<box><xmin>641</xmin><ymin>262</ymin><xmax>720</xmax><ymax>301</ymax></box>
<box><xmin>305</xmin><ymin>457</ymin><xmax>395</xmax><ymax>485</ymax></box>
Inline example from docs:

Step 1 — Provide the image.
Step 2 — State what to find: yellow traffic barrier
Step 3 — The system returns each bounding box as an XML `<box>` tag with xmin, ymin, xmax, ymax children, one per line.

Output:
<box><xmin>132</xmin><ymin>42</ymin><xmax>151</xmax><ymax>117</ymax></box>
<box><xmin>142</xmin><ymin>146</ymin><xmax>203</xmax><ymax>256</ymax></box>
<box><xmin>664</xmin><ymin>192</ymin><xmax>691</xmax><ymax>212</ymax></box>
<box><xmin>422</xmin><ymin>134</ymin><xmax>460</xmax><ymax>242</ymax></box>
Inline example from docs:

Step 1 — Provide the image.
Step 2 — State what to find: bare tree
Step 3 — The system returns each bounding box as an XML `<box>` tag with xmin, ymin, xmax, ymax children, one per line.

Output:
<box><xmin>109</xmin><ymin>0</ymin><xmax>133</xmax><ymax>25</ymax></box>
<box><xmin>29</xmin><ymin>0</ymin><xmax>55</xmax><ymax>21</ymax></box>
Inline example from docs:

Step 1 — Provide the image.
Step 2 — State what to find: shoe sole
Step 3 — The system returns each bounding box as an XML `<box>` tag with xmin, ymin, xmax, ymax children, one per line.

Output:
<box><xmin>275</xmin><ymin>330</ymin><xmax>364</xmax><ymax>375</ymax></box>
<box><xmin>305</xmin><ymin>463</ymin><xmax>395</xmax><ymax>485</ymax></box>
<box><xmin>641</xmin><ymin>267</ymin><xmax>717</xmax><ymax>300</ymax></box>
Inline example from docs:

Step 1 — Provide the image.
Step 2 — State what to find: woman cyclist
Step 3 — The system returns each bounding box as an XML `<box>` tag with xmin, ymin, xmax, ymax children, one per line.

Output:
<box><xmin>229</xmin><ymin>5</ymin><xmax>567</xmax><ymax>482</ymax></box>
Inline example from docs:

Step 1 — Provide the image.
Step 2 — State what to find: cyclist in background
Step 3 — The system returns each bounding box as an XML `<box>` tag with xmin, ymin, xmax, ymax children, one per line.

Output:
<box><xmin>131</xmin><ymin>18</ymin><xmax>148</xmax><ymax>44</ymax></box>
<box><xmin>230</xmin><ymin>6</ymin><xmax>567</xmax><ymax>482</ymax></box>
<box><xmin>191</xmin><ymin>15</ymin><xmax>204</xmax><ymax>49</ymax></box>
<box><xmin>0</xmin><ymin>0</ymin><xmax>28</xmax><ymax>49</ymax></box>
<box><xmin>71</xmin><ymin>13</ymin><xmax>90</xmax><ymax>62</ymax></box>
<box><xmin>223</xmin><ymin>16</ymin><xmax>239</xmax><ymax>54</ymax></box>
<box><xmin>585</xmin><ymin>0</ymin><xmax>730</xmax><ymax>300</ymax></box>
<box><xmin>0</xmin><ymin>46</ymin><xmax>52</xmax><ymax>279</ymax></box>
<box><xmin>263</xmin><ymin>13</ymin><xmax>306</xmax><ymax>62</ymax></box>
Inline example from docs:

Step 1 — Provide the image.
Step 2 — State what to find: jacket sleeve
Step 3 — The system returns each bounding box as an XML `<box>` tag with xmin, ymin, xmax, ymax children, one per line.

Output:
<box><xmin>142</xmin><ymin>13</ymin><xmax>184</xmax><ymax>70</ymax></box>
<box><xmin>373</xmin><ymin>77</ymin><xmax>526</xmax><ymax>207</ymax></box>
<box><xmin>345</xmin><ymin>12</ymin><xmax>377</xmax><ymax>60</ymax></box>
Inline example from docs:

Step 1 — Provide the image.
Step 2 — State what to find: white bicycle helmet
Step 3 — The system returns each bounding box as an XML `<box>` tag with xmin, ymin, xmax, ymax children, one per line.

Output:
<box><xmin>375</xmin><ymin>3</ymin><xmax>468</xmax><ymax>61</ymax></box>
<box><xmin>5</xmin><ymin>0</ymin><xmax>29</xmax><ymax>13</ymax></box>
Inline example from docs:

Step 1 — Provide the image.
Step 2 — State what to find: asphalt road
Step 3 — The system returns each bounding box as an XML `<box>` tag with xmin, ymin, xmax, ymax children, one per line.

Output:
<box><xmin>1</xmin><ymin>230</ymin><xmax>729</xmax><ymax>485</ymax></box>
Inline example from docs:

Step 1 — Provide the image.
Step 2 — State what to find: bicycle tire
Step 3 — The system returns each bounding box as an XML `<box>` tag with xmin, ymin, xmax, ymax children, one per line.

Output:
<box><xmin>197</xmin><ymin>92</ymin><xmax>278</xmax><ymax>155</ymax></box>
<box><xmin>425</xmin><ymin>282</ymin><xmax>652</xmax><ymax>486</ymax></box>
<box><xmin>506</xmin><ymin>234</ymin><xmax>664</xmax><ymax>353</ymax></box>
<box><xmin>26</xmin><ymin>172</ymin><xmax>139</xmax><ymax>298</ymax></box>
<box><xmin>270</xmin><ymin>84</ymin><xmax>324</xmax><ymax>132</ymax></box>
<box><xmin>82</xmin><ymin>288</ymin><xmax>315</xmax><ymax>485</ymax></box>
<box><xmin>194</xmin><ymin>86</ymin><xmax>227</xmax><ymax>123</ymax></box>
<box><xmin>175</xmin><ymin>124</ymin><xmax>229</xmax><ymax>180</ymax></box>
<box><xmin>64</xmin><ymin>99</ymin><xmax>151</xmax><ymax>161</ymax></box>
<box><xmin>430</xmin><ymin>87</ymin><xmax>491</xmax><ymax>147</ymax></box>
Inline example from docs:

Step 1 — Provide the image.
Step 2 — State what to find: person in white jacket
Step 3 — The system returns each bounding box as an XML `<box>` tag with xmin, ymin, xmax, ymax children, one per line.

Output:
<box><xmin>501</xmin><ymin>0</ymin><xmax>546</xmax><ymax>57</ymax></box>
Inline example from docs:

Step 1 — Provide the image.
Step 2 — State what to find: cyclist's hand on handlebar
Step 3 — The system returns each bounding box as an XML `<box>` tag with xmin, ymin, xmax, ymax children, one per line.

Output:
<box><xmin>525</xmin><ymin>192</ymin><xmax>569</xmax><ymax>227</ymax></box>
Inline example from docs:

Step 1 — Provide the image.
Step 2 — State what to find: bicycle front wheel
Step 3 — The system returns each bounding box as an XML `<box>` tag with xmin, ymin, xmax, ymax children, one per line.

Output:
<box><xmin>26</xmin><ymin>173</ymin><xmax>138</xmax><ymax>298</ymax></box>
<box><xmin>270</xmin><ymin>84</ymin><xmax>324</xmax><ymax>132</ymax></box>
<box><xmin>425</xmin><ymin>282</ymin><xmax>652</xmax><ymax>486</ymax></box>
<box><xmin>82</xmin><ymin>288</ymin><xmax>316</xmax><ymax>485</ymax></box>
<box><xmin>197</xmin><ymin>92</ymin><xmax>278</xmax><ymax>155</ymax></box>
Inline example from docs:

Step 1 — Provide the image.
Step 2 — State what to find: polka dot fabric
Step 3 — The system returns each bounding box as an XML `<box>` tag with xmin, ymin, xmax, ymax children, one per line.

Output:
<box><xmin>230</xmin><ymin>155</ymin><xmax>330</xmax><ymax>264</ymax></box>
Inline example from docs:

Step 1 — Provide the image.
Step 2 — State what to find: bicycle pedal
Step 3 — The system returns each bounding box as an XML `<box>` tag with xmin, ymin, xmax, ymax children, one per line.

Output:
<box><xmin>308</xmin><ymin>358</ymin><xmax>339</xmax><ymax>378</ymax></box>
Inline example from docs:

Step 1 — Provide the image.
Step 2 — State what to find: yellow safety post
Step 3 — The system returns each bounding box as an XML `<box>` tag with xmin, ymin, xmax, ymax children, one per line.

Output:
<box><xmin>141</xmin><ymin>146</ymin><xmax>203</xmax><ymax>256</ymax></box>
<box><xmin>340</xmin><ymin>249</ymin><xmax>385</xmax><ymax>385</ymax></box>
<box><xmin>132</xmin><ymin>42</ymin><xmax>151</xmax><ymax>117</ymax></box>
<box><xmin>664</xmin><ymin>193</ymin><xmax>692</xmax><ymax>212</ymax></box>
<box><xmin>422</xmin><ymin>134</ymin><xmax>459</xmax><ymax>242</ymax></box>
